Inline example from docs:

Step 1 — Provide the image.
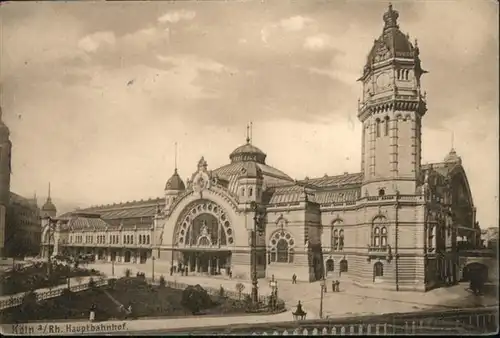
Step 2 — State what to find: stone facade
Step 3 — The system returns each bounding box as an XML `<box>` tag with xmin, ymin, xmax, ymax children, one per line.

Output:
<box><xmin>40</xmin><ymin>5</ymin><xmax>484</xmax><ymax>292</ymax></box>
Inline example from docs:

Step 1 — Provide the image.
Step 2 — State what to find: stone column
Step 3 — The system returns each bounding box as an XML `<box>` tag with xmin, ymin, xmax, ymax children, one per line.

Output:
<box><xmin>208</xmin><ymin>254</ymin><xmax>212</xmax><ymax>275</ymax></box>
<box><xmin>187</xmin><ymin>254</ymin><xmax>191</xmax><ymax>272</ymax></box>
<box><xmin>216</xmin><ymin>256</ymin><xmax>220</xmax><ymax>274</ymax></box>
<box><xmin>195</xmin><ymin>254</ymin><xmax>199</xmax><ymax>273</ymax></box>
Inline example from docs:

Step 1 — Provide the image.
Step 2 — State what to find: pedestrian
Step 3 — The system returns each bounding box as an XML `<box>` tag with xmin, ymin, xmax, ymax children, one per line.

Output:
<box><xmin>292</xmin><ymin>274</ymin><xmax>297</xmax><ymax>284</ymax></box>
<box><xmin>89</xmin><ymin>304</ymin><xmax>96</xmax><ymax>322</ymax></box>
<box><xmin>332</xmin><ymin>280</ymin><xmax>335</xmax><ymax>292</ymax></box>
<box><xmin>335</xmin><ymin>280</ymin><xmax>340</xmax><ymax>292</ymax></box>
<box><xmin>229</xmin><ymin>271</ymin><xmax>233</xmax><ymax>279</ymax></box>
<box><xmin>185</xmin><ymin>267</ymin><xmax>188</xmax><ymax>276</ymax></box>
<box><xmin>170</xmin><ymin>266</ymin><xmax>173</xmax><ymax>276</ymax></box>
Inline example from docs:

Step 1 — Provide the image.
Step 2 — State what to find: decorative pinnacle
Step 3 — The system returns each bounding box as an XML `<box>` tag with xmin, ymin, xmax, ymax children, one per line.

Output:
<box><xmin>383</xmin><ymin>3</ymin><xmax>399</xmax><ymax>30</ymax></box>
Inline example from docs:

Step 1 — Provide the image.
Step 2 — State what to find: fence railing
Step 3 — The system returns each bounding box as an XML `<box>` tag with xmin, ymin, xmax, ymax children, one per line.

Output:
<box><xmin>150</xmin><ymin>278</ymin><xmax>270</xmax><ymax>304</ymax></box>
<box><xmin>0</xmin><ymin>278</ymin><xmax>108</xmax><ymax>311</ymax></box>
<box><xmin>157</xmin><ymin>306</ymin><xmax>498</xmax><ymax>335</ymax></box>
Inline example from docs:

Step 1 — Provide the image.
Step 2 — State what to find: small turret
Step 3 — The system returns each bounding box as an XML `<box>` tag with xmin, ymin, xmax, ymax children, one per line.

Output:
<box><xmin>164</xmin><ymin>142</ymin><xmax>185</xmax><ymax>212</ymax></box>
<box><xmin>41</xmin><ymin>183</ymin><xmax>57</xmax><ymax>218</ymax></box>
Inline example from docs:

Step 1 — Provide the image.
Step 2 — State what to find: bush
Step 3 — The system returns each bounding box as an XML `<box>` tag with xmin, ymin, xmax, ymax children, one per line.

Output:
<box><xmin>88</xmin><ymin>277</ymin><xmax>96</xmax><ymax>290</ymax></box>
<box><xmin>159</xmin><ymin>275</ymin><xmax>166</xmax><ymax>288</ymax></box>
<box><xmin>235</xmin><ymin>283</ymin><xmax>245</xmax><ymax>300</ymax></box>
<box><xmin>108</xmin><ymin>278</ymin><xmax>117</xmax><ymax>290</ymax></box>
<box><xmin>181</xmin><ymin>284</ymin><xmax>214</xmax><ymax>315</ymax></box>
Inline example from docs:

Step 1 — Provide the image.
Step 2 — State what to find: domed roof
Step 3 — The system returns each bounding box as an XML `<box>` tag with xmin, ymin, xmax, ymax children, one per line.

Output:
<box><xmin>362</xmin><ymin>4</ymin><xmax>421</xmax><ymax>73</ymax></box>
<box><xmin>238</xmin><ymin>161</ymin><xmax>264</xmax><ymax>179</ymax></box>
<box><xmin>165</xmin><ymin>168</ymin><xmax>186</xmax><ymax>191</ymax></box>
<box><xmin>444</xmin><ymin>148</ymin><xmax>461</xmax><ymax>164</ymax></box>
<box><xmin>42</xmin><ymin>198</ymin><xmax>57</xmax><ymax>212</ymax></box>
<box><xmin>229</xmin><ymin>141</ymin><xmax>267</xmax><ymax>164</ymax></box>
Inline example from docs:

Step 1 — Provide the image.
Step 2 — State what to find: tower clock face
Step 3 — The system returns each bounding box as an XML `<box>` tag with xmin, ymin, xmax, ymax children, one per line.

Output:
<box><xmin>376</xmin><ymin>72</ymin><xmax>391</xmax><ymax>89</ymax></box>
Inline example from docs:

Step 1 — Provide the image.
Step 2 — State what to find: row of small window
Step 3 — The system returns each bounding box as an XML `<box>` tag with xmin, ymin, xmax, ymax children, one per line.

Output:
<box><xmin>240</xmin><ymin>187</ymin><xmax>261</xmax><ymax>197</ymax></box>
<box><xmin>330</xmin><ymin>226</ymin><xmax>389</xmax><ymax>249</ymax></box>
<box><xmin>396</xmin><ymin>69</ymin><xmax>411</xmax><ymax>81</ymax></box>
<box><xmin>374</xmin><ymin>117</ymin><xmax>390</xmax><ymax>138</ymax></box>
<box><xmin>69</xmin><ymin>234</ymin><xmax>151</xmax><ymax>245</ymax></box>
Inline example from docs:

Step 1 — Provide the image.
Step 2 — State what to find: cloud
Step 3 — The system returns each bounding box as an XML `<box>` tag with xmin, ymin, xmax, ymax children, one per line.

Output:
<box><xmin>157</xmin><ymin>54</ymin><xmax>232</xmax><ymax>74</ymax></box>
<box><xmin>304</xmin><ymin>33</ymin><xmax>334</xmax><ymax>51</ymax></box>
<box><xmin>158</xmin><ymin>9</ymin><xmax>196</xmax><ymax>24</ymax></box>
<box><xmin>279</xmin><ymin>16</ymin><xmax>313</xmax><ymax>32</ymax></box>
<box><xmin>78</xmin><ymin>31</ymin><xmax>116</xmax><ymax>53</ymax></box>
<box><xmin>261</xmin><ymin>15</ymin><xmax>315</xmax><ymax>44</ymax></box>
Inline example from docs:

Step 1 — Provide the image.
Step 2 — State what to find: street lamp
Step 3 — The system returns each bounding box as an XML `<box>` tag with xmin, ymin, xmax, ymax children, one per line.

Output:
<box><xmin>112</xmin><ymin>258</ymin><xmax>115</xmax><ymax>277</ymax></box>
<box><xmin>152</xmin><ymin>256</ymin><xmax>156</xmax><ymax>282</ymax></box>
<box><xmin>319</xmin><ymin>278</ymin><xmax>326</xmax><ymax>319</ymax></box>
<box><xmin>250</xmin><ymin>201</ymin><xmax>265</xmax><ymax>305</ymax></box>
<box><xmin>269</xmin><ymin>275</ymin><xmax>278</xmax><ymax>310</ymax></box>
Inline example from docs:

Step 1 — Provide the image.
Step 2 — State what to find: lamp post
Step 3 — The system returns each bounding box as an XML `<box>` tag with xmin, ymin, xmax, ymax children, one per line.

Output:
<box><xmin>269</xmin><ymin>275</ymin><xmax>278</xmax><ymax>311</ymax></box>
<box><xmin>152</xmin><ymin>256</ymin><xmax>156</xmax><ymax>282</ymax></box>
<box><xmin>112</xmin><ymin>258</ymin><xmax>115</xmax><ymax>277</ymax></box>
<box><xmin>250</xmin><ymin>201</ymin><xmax>265</xmax><ymax>305</ymax></box>
<box><xmin>319</xmin><ymin>278</ymin><xmax>326</xmax><ymax>319</ymax></box>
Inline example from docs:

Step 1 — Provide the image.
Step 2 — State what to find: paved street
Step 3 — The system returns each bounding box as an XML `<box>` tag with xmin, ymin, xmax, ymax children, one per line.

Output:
<box><xmin>88</xmin><ymin>262</ymin><xmax>498</xmax><ymax>320</ymax></box>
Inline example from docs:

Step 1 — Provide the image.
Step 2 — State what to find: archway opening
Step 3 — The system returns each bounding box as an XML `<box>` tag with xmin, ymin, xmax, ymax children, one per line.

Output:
<box><xmin>463</xmin><ymin>263</ymin><xmax>488</xmax><ymax>283</ymax></box>
<box><xmin>326</xmin><ymin>259</ymin><xmax>334</xmax><ymax>276</ymax></box>
<box><xmin>185</xmin><ymin>213</ymin><xmax>227</xmax><ymax>246</ymax></box>
<box><xmin>340</xmin><ymin>259</ymin><xmax>348</xmax><ymax>273</ymax></box>
<box><xmin>373</xmin><ymin>262</ymin><xmax>384</xmax><ymax>282</ymax></box>
<box><xmin>140</xmin><ymin>251</ymin><xmax>148</xmax><ymax>264</ymax></box>
<box><xmin>124</xmin><ymin>251</ymin><xmax>131</xmax><ymax>263</ymax></box>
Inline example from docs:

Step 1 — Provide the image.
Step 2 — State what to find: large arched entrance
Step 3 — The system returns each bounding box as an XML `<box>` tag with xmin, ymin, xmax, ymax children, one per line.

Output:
<box><xmin>325</xmin><ymin>259</ymin><xmax>334</xmax><ymax>276</ymax></box>
<box><xmin>173</xmin><ymin>200</ymin><xmax>235</xmax><ymax>276</ymax></box>
<box><xmin>463</xmin><ymin>263</ymin><xmax>488</xmax><ymax>283</ymax></box>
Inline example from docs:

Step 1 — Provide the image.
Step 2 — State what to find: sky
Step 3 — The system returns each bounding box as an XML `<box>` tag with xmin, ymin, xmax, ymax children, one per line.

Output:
<box><xmin>0</xmin><ymin>0</ymin><xmax>498</xmax><ymax>227</ymax></box>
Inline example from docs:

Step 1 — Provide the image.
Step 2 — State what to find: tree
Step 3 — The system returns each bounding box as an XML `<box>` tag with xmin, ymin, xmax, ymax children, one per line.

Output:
<box><xmin>181</xmin><ymin>285</ymin><xmax>213</xmax><ymax>315</ymax></box>
<box><xmin>235</xmin><ymin>283</ymin><xmax>245</xmax><ymax>300</ymax></box>
<box><xmin>159</xmin><ymin>275</ymin><xmax>166</xmax><ymax>288</ymax></box>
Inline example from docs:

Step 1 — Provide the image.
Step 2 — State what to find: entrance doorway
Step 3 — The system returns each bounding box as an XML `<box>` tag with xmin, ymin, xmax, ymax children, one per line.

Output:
<box><xmin>182</xmin><ymin>251</ymin><xmax>231</xmax><ymax>275</ymax></box>
<box><xmin>139</xmin><ymin>251</ymin><xmax>148</xmax><ymax>264</ymax></box>
<box><xmin>124</xmin><ymin>251</ymin><xmax>131</xmax><ymax>263</ymax></box>
<box><xmin>326</xmin><ymin>259</ymin><xmax>334</xmax><ymax>276</ymax></box>
<box><xmin>110</xmin><ymin>251</ymin><xmax>116</xmax><ymax>262</ymax></box>
<box><xmin>340</xmin><ymin>259</ymin><xmax>348</xmax><ymax>273</ymax></box>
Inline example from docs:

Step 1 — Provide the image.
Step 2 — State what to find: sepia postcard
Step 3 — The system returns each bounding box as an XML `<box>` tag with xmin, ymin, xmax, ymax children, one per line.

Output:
<box><xmin>0</xmin><ymin>0</ymin><xmax>498</xmax><ymax>335</ymax></box>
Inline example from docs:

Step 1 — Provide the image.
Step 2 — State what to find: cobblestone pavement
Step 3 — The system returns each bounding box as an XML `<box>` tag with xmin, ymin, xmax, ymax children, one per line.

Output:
<box><xmin>89</xmin><ymin>262</ymin><xmax>498</xmax><ymax>320</ymax></box>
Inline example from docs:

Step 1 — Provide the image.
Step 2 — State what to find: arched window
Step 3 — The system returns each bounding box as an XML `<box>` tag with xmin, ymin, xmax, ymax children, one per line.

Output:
<box><xmin>269</xmin><ymin>231</ymin><xmax>295</xmax><ymax>264</ymax></box>
<box><xmin>277</xmin><ymin>239</ymin><xmax>288</xmax><ymax>263</ymax></box>
<box><xmin>339</xmin><ymin>230</ymin><xmax>345</xmax><ymax>250</ymax></box>
<box><xmin>139</xmin><ymin>235</ymin><xmax>142</xmax><ymax>244</ymax></box>
<box><xmin>375</xmin><ymin>119</ymin><xmax>381</xmax><ymax>138</ymax></box>
<box><xmin>384</xmin><ymin>116</ymin><xmax>390</xmax><ymax>136</ymax></box>
<box><xmin>131</xmin><ymin>235</ymin><xmax>134</xmax><ymax>244</ymax></box>
<box><xmin>372</xmin><ymin>217</ymin><xmax>388</xmax><ymax>248</ymax></box>
<box><xmin>378</xmin><ymin>189</ymin><xmax>385</xmax><ymax>196</ymax></box>
<box><xmin>374</xmin><ymin>262</ymin><xmax>384</xmax><ymax>278</ymax></box>
<box><xmin>340</xmin><ymin>259</ymin><xmax>348</xmax><ymax>273</ymax></box>
<box><xmin>241</xmin><ymin>187</ymin><xmax>245</xmax><ymax>196</ymax></box>
<box><xmin>249</xmin><ymin>187</ymin><xmax>253</xmax><ymax>197</ymax></box>
<box><xmin>147</xmin><ymin>235</ymin><xmax>150</xmax><ymax>244</ymax></box>
<box><xmin>381</xmin><ymin>227</ymin><xmax>388</xmax><ymax>246</ymax></box>
<box><xmin>333</xmin><ymin>230</ymin><xmax>339</xmax><ymax>250</ymax></box>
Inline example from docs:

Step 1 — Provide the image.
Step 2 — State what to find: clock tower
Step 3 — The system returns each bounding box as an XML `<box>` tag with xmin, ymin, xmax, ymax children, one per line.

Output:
<box><xmin>358</xmin><ymin>4</ymin><xmax>427</xmax><ymax>196</ymax></box>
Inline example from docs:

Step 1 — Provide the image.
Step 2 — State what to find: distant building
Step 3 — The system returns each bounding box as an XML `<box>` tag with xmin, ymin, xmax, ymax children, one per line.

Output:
<box><xmin>0</xmin><ymin>107</ymin><xmax>43</xmax><ymax>258</ymax></box>
<box><xmin>481</xmin><ymin>227</ymin><xmax>498</xmax><ymax>249</ymax></box>
<box><xmin>42</xmin><ymin>5</ymin><xmax>483</xmax><ymax>291</ymax></box>
<box><xmin>0</xmin><ymin>107</ymin><xmax>12</xmax><ymax>257</ymax></box>
<box><xmin>5</xmin><ymin>193</ymin><xmax>41</xmax><ymax>257</ymax></box>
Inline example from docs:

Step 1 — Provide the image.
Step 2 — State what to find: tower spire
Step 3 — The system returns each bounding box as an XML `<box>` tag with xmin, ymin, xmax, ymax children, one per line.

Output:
<box><xmin>246</xmin><ymin>124</ymin><xmax>250</xmax><ymax>144</ymax></box>
<box><xmin>48</xmin><ymin>182</ymin><xmax>51</xmax><ymax>201</ymax></box>
<box><xmin>250</xmin><ymin>121</ymin><xmax>253</xmax><ymax>144</ymax></box>
<box><xmin>451</xmin><ymin>132</ymin><xmax>455</xmax><ymax>150</ymax></box>
<box><xmin>174</xmin><ymin>142</ymin><xmax>178</xmax><ymax>171</ymax></box>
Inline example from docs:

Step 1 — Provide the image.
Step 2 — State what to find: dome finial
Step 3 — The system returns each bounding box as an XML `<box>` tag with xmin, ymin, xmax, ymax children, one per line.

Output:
<box><xmin>383</xmin><ymin>3</ymin><xmax>399</xmax><ymax>30</ymax></box>
<box><xmin>246</xmin><ymin>123</ymin><xmax>250</xmax><ymax>144</ymax></box>
<box><xmin>174</xmin><ymin>141</ymin><xmax>178</xmax><ymax>171</ymax></box>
